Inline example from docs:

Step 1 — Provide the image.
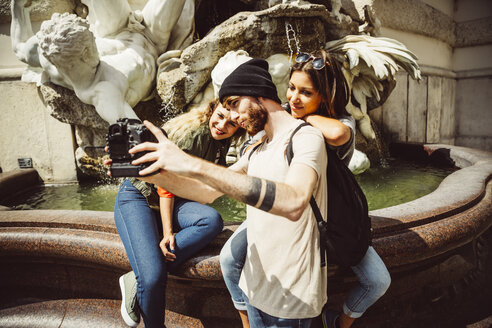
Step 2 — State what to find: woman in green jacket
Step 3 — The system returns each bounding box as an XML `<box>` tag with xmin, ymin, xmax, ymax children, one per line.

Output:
<box><xmin>115</xmin><ymin>99</ymin><xmax>243</xmax><ymax>328</ymax></box>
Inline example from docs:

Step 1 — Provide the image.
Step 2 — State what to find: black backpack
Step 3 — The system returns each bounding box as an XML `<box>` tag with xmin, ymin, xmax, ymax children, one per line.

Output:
<box><xmin>286</xmin><ymin>123</ymin><xmax>372</xmax><ymax>267</ymax></box>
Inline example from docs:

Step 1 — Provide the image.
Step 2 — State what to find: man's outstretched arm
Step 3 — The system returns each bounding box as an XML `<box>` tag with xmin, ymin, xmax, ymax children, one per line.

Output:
<box><xmin>132</xmin><ymin>121</ymin><xmax>318</xmax><ymax>221</ymax></box>
<box><xmin>184</xmin><ymin>158</ymin><xmax>317</xmax><ymax>221</ymax></box>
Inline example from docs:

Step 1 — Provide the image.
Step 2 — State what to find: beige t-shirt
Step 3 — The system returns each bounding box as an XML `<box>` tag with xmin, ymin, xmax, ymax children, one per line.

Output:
<box><xmin>238</xmin><ymin>120</ymin><xmax>328</xmax><ymax>319</ymax></box>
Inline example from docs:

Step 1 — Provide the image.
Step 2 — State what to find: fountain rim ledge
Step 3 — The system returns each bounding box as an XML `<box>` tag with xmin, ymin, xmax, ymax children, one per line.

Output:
<box><xmin>0</xmin><ymin>143</ymin><xmax>491</xmax><ymax>278</ymax></box>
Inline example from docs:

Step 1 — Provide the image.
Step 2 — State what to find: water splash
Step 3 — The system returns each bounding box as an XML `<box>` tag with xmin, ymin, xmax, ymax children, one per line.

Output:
<box><xmin>285</xmin><ymin>22</ymin><xmax>300</xmax><ymax>64</ymax></box>
<box><xmin>375</xmin><ymin>138</ymin><xmax>389</xmax><ymax>168</ymax></box>
<box><xmin>372</xmin><ymin>120</ymin><xmax>389</xmax><ymax>167</ymax></box>
<box><xmin>159</xmin><ymin>88</ymin><xmax>179</xmax><ymax>122</ymax></box>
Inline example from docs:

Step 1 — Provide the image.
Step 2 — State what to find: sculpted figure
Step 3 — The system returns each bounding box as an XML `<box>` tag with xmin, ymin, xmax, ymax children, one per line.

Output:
<box><xmin>10</xmin><ymin>0</ymin><xmax>194</xmax><ymax>124</ymax></box>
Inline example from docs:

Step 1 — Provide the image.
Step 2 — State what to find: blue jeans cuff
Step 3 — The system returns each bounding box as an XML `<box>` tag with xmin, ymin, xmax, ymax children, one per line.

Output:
<box><xmin>232</xmin><ymin>299</ymin><xmax>248</xmax><ymax>311</ymax></box>
<box><xmin>343</xmin><ymin>303</ymin><xmax>364</xmax><ymax>319</ymax></box>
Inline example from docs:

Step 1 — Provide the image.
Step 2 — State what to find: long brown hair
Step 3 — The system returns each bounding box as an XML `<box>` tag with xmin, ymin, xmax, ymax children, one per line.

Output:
<box><xmin>290</xmin><ymin>49</ymin><xmax>350</xmax><ymax>119</ymax></box>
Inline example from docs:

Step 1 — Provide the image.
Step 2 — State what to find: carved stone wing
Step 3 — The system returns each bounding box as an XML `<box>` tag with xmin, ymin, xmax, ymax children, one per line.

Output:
<box><xmin>325</xmin><ymin>35</ymin><xmax>421</xmax><ymax>139</ymax></box>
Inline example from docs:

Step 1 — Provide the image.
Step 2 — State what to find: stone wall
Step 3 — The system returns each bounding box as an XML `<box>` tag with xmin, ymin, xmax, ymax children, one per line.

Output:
<box><xmin>372</xmin><ymin>68</ymin><xmax>457</xmax><ymax>145</ymax></box>
<box><xmin>368</xmin><ymin>0</ymin><xmax>492</xmax><ymax>151</ymax></box>
<box><xmin>0</xmin><ymin>80</ymin><xmax>77</xmax><ymax>183</ymax></box>
<box><xmin>453</xmin><ymin>0</ymin><xmax>492</xmax><ymax>151</ymax></box>
<box><xmin>0</xmin><ymin>0</ymin><xmax>77</xmax><ymax>182</ymax></box>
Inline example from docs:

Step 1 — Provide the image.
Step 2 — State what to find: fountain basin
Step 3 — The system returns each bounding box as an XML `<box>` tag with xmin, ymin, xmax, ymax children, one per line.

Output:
<box><xmin>0</xmin><ymin>143</ymin><xmax>491</xmax><ymax>327</ymax></box>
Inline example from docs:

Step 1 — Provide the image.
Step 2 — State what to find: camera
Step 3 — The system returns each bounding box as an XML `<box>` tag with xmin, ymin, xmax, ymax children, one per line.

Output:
<box><xmin>106</xmin><ymin>118</ymin><xmax>162</xmax><ymax>177</ymax></box>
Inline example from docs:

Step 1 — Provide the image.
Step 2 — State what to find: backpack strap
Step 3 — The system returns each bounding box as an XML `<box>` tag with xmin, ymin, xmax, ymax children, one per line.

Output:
<box><xmin>247</xmin><ymin>142</ymin><xmax>261</xmax><ymax>160</ymax></box>
<box><xmin>247</xmin><ymin>135</ymin><xmax>268</xmax><ymax>160</ymax></box>
<box><xmin>286</xmin><ymin>122</ymin><xmax>327</xmax><ymax>267</ymax></box>
<box><xmin>285</xmin><ymin>123</ymin><xmax>310</xmax><ymax>165</ymax></box>
<box><xmin>310</xmin><ymin>197</ymin><xmax>327</xmax><ymax>267</ymax></box>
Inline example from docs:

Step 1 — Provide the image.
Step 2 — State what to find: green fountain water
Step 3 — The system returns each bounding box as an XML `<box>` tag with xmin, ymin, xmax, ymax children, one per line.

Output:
<box><xmin>3</xmin><ymin>159</ymin><xmax>454</xmax><ymax>222</ymax></box>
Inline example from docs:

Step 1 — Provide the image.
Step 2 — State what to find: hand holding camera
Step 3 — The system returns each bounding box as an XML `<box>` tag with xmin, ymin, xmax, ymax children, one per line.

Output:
<box><xmin>106</xmin><ymin>118</ymin><xmax>164</xmax><ymax>177</ymax></box>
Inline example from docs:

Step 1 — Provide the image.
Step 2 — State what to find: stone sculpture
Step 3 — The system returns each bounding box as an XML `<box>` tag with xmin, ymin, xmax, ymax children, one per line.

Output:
<box><xmin>154</xmin><ymin>2</ymin><xmax>419</xmax><ymax>137</ymax></box>
<box><xmin>10</xmin><ymin>0</ymin><xmax>194</xmax><ymax>124</ymax></box>
<box><xmin>155</xmin><ymin>2</ymin><xmax>345</xmax><ymax>117</ymax></box>
<box><xmin>325</xmin><ymin>35</ymin><xmax>421</xmax><ymax>139</ymax></box>
<box><xmin>9</xmin><ymin>0</ymin><xmax>419</xmax><ymax>178</ymax></box>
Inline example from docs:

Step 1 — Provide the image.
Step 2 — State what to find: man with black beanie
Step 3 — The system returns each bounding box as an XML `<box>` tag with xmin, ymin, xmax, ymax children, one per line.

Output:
<box><xmin>130</xmin><ymin>58</ymin><xmax>328</xmax><ymax>328</ymax></box>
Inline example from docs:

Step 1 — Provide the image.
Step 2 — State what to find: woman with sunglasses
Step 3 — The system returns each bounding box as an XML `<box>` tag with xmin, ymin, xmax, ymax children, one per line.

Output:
<box><xmin>220</xmin><ymin>50</ymin><xmax>390</xmax><ymax>328</ymax></box>
<box><xmin>114</xmin><ymin>100</ymin><xmax>244</xmax><ymax>328</ymax></box>
<box><xmin>287</xmin><ymin>51</ymin><xmax>355</xmax><ymax>165</ymax></box>
<box><xmin>290</xmin><ymin>50</ymin><xmax>390</xmax><ymax>328</ymax></box>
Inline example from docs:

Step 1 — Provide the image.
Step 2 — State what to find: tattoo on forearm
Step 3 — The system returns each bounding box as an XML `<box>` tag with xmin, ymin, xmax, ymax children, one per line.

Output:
<box><xmin>245</xmin><ymin>177</ymin><xmax>262</xmax><ymax>206</ymax></box>
<box><xmin>259</xmin><ymin>180</ymin><xmax>276</xmax><ymax>212</ymax></box>
<box><xmin>244</xmin><ymin>177</ymin><xmax>276</xmax><ymax>212</ymax></box>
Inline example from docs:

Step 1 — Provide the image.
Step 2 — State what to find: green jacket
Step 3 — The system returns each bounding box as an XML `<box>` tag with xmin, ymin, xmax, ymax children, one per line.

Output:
<box><xmin>128</xmin><ymin>123</ymin><xmax>232</xmax><ymax>209</ymax></box>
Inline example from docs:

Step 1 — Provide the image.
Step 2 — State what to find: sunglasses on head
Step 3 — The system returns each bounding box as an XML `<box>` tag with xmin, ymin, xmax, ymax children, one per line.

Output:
<box><xmin>295</xmin><ymin>52</ymin><xmax>329</xmax><ymax>70</ymax></box>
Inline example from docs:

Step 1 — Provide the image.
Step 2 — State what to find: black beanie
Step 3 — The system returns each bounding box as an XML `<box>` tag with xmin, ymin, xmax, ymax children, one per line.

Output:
<box><xmin>219</xmin><ymin>58</ymin><xmax>281</xmax><ymax>104</ymax></box>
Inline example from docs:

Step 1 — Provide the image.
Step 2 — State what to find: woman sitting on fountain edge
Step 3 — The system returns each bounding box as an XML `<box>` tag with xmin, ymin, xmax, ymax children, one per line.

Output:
<box><xmin>113</xmin><ymin>99</ymin><xmax>244</xmax><ymax>328</ymax></box>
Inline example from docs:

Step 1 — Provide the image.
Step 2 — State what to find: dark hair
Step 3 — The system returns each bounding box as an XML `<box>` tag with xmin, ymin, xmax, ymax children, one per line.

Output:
<box><xmin>290</xmin><ymin>49</ymin><xmax>350</xmax><ymax>119</ymax></box>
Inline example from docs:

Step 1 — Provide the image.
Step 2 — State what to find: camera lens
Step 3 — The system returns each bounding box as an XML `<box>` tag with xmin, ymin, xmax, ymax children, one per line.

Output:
<box><xmin>110</xmin><ymin>125</ymin><xmax>123</xmax><ymax>135</ymax></box>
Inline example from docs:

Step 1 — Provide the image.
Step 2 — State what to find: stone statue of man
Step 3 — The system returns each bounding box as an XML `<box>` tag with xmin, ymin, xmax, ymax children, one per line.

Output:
<box><xmin>10</xmin><ymin>0</ymin><xmax>194</xmax><ymax>124</ymax></box>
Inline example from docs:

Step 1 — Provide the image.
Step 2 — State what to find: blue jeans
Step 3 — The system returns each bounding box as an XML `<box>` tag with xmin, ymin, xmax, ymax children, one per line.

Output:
<box><xmin>220</xmin><ymin>222</ymin><xmax>314</xmax><ymax>327</ymax></box>
<box><xmin>343</xmin><ymin>246</ymin><xmax>391</xmax><ymax>318</ymax></box>
<box><xmin>219</xmin><ymin>221</ymin><xmax>390</xmax><ymax>319</ymax></box>
<box><xmin>246</xmin><ymin>293</ymin><xmax>313</xmax><ymax>328</ymax></box>
<box><xmin>219</xmin><ymin>220</ymin><xmax>248</xmax><ymax>311</ymax></box>
<box><xmin>114</xmin><ymin>179</ymin><xmax>223</xmax><ymax>328</ymax></box>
